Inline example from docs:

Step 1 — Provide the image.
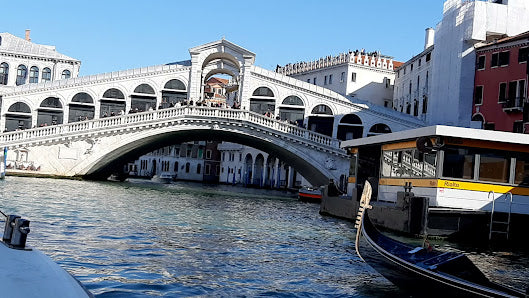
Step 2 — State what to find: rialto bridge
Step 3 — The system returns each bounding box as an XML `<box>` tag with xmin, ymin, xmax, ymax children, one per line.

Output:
<box><xmin>0</xmin><ymin>39</ymin><xmax>423</xmax><ymax>184</ymax></box>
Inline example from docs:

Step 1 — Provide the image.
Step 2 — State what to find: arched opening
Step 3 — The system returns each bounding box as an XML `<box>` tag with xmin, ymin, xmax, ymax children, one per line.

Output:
<box><xmin>0</xmin><ymin>62</ymin><xmax>8</xmax><ymax>85</ymax></box>
<box><xmin>244</xmin><ymin>154</ymin><xmax>253</xmax><ymax>185</ymax></box>
<box><xmin>161</xmin><ymin>79</ymin><xmax>187</xmax><ymax>108</ymax></box>
<box><xmin>250</xmin><ymin>87</ymin><xmax>275</xmax><ymax>115</ymax></box>
<box><xmin>265</xmin><ymin>156</ymin><xmax>276</xmax><ymax>187</ymax></box>
<box><xmin>16</xmin><ymin>65</ymin><xmax>27</xmax><ymax>86</ymax></box>
<box><xmin>367</xmin><ymin>123</ymin><xmax>391</xmax><ymax>137</ymax></box>
<box><xmin>308</xmin><ymin>104</ymin><xmax>334</xmax><ymax>137</ymax></box>
<box><xmin>69</xmin><ymin>92</ymin><xmax>95</xmax><ymax>122</ymax></box>
<box><xmin>42</xmin><ymin>68</ymin><xmax>51</xmax><ymax>82</ymax></box>
<box><xmin>100</xmin><ymin>88</ymin><xmax>126</xmax><ymax>117</ymax></box>
<box><xmin>279</xmin><ymin>96</ymin><xmax>305</xmax><ymax>126</ymax></box>
<box><xmin>61</xmin><ymin>70</ymin><xmax>71</xmax><ymax>79</ymax></box>
<box><xmin>337</xmin><ymin>114</ymin><xmax>363</xmax><ymax>140</ymax></box>
<box><xmin>471</xmin><ymin>114</ymin><xmax>484</xmax><ymax>129</ymax></box>
<box><xmin>131</xmin><ymin>84</ymin><xmax>156</xmax><ymax>112</ymax></box>
<box><xmin>5</xmin><ymin>102</ymin><xmax>32</xmax><ymax>131</ymax></box>
<box><xmin>37</xmin><ymin>97</ymin><xmax>63</xmax><ymax>126</ymax></box>
<box><xmin>254</xmin><ymin>154</ymin><xmax>264</xmax><ymax>186</ymax></box>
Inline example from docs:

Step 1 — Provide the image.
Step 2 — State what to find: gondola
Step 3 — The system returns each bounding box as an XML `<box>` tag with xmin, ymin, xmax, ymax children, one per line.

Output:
<box><xmin>354</xmin><ymin>181</ymin><xmax>527</xmax><ymax>297</ymax></box>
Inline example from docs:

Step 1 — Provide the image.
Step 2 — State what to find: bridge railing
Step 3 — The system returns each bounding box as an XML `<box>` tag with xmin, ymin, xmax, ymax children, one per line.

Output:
<box><xmin>0</xmin><ymin>106</ymin><xmax>341</xmax><ymax>149</ymax></box>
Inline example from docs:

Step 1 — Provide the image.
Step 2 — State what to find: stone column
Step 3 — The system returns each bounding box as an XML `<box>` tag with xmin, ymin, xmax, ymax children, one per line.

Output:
<box><xmin>238</xmin><ymin>55</ymin><xmax>255</xmax><ymax>110</ymax></box>
<box><xmin>188</xmin><ymin>51</ymin><xmax>202</xmax><ymax>102</ymax></box>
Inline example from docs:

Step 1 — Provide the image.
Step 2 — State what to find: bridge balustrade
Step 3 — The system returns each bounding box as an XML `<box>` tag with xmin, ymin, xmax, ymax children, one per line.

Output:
<box><xmin>0</xmin><ymin>106</ymin><xmax>341</xmax><ymax>150</ymax></box>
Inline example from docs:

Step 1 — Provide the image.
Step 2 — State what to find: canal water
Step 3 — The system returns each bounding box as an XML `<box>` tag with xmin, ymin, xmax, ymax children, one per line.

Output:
<box><xmin>0</xmin><ymin>177</ymin><xmax>527</xmax><ymax>297</ymax></box>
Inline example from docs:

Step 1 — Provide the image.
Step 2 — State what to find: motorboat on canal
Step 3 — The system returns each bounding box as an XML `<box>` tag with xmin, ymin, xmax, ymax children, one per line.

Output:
<box><xmin>354</xmin><ymin>181</ymin><xmax>527</xmax><ymax>297</ymax></box>
<box><xmin>0</xmin><ymin>213</ymin><xmax>93</xmax><ymax>297</ymax></box>
<box><xmin>298</xmin><ymin>186</ymin><xmax>322</xmax><ymax>203</ymax></box>
<box><xmin>151</xmin><ymin>172</ymin><xmax>173</xmax><ymax>184</ymax></box>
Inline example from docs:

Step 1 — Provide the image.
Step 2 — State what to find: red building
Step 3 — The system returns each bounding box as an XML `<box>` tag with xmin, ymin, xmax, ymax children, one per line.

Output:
<box><xmin>473</xmin><ymin>31</ymin><xmax>529</xmax><ymax>133</ymax></box>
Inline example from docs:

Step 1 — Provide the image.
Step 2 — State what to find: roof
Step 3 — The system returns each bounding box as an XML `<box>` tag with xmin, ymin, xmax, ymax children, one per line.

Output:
<box><xmin>206</xmin><ymin>77</ymin><xmax>229</xmax><ymax>85</ymax></box>
<box><xmin>0</xmin><ymin>32</ymin><xmax>79</xmax><ymax>62</ymax></box>
<box><xmin>476</xmin><ymin>30</ymin><xmax>529</xmax><ymax>51</ymax></box>
<box><xmin>340</xmin><ymin>125</ymin><xmax>529</xmax><ymax>148</ymax></box>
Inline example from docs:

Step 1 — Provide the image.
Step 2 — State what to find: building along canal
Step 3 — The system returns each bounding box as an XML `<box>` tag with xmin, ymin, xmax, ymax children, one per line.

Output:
<box><xmin>0</xmin><ymin>177</ymin><xmax>527</xmax><ymax>297</ymax></box>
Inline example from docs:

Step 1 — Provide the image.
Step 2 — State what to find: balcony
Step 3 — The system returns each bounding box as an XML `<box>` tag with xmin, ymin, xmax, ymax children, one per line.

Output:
<box><xmin>502</xmin><ymin>97</ymin><xmax>524</xmax><ymax>112</ymax></box>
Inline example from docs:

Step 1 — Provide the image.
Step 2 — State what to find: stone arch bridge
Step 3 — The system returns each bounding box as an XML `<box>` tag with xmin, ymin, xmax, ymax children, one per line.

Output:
<box><xmin>0</xmin><ymin>106</ymin><xmax>349</xmax><ymax>186</ymax></box>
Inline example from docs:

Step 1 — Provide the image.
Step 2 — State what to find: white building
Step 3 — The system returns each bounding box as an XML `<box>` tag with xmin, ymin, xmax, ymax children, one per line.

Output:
<box><xmin>428</xmin><ymin>0</ymin><xmax>529</xmax><ymax>127</ymax></box>
<box><xmin>217</xmin><ymin>142</ymin><xmax>310</xmax><ymax>189</ymax></box>
<box><xmin>276</xmin><ymin>50</ymin><xmax>399</xmax><ymax>109</ymax></box>
<box><xmin>393</xmin><ymin>29</ymin><xmax>434</xmax><ymax>122</ymax></box>
<box><xmin>0</xmin><ymin>30</ymin><xmax>80</xmax><ymax>95</ymax></box>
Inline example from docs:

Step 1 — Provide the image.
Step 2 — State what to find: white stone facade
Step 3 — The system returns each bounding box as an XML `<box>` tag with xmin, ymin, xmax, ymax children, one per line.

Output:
<box><xmin>0</xmin><ymin>32</ymin><xmax>80</xmax><ymax>94</ymax></box>
<box><xmin>428</xmin><ymin>0</ymin><xmax>529</xmax><ymax>126</ymax></box>
<box><xmin>276</xmin><ymin>51</ymin><xmax>396</xmax><ymax>108</ymax></box>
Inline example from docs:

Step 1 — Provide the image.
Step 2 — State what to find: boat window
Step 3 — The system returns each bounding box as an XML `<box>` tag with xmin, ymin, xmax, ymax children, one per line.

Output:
<box><xmin>381</xmin><ymin>149</ymin><xmax>437</xmax><ymax>178</ymax></box>
<box><xmin>515</xmin><ymin>156</ymin><xmax>529</xmax><ymax>186</ymax></box>
<box><xmin>442</xmin><ymin>147</ymin><xmax>475</xmax><ymax>180</ymax></box>
<box><xmin>479</xmin><ymin>153</ymin><xmax>510</xmax><ymax>183</ymax></box>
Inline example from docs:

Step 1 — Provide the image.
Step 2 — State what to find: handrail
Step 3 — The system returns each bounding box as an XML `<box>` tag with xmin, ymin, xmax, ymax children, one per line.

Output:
<box><xmin>488</xmin><ymin>190</ymin><xmax>495</xmax><ymax>240</ymax></box>
<box><xmin>0</xmin><ymin>106</ymin><xmax>343</xmax><ymax>151</ymax></box>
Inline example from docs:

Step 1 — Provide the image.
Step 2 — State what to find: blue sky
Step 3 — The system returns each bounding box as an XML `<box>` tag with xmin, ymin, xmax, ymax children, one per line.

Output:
<box><xmin>2</xmin><ymin>0</ymin><xmax>446</xmax><ymax>76</ymax></box>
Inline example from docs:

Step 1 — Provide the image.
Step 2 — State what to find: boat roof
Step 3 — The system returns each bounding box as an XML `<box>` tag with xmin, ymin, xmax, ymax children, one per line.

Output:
<box><xmin>341</xmin><ymin>125</ymin><xmax>529</xmax><ymax>148</ymax></box>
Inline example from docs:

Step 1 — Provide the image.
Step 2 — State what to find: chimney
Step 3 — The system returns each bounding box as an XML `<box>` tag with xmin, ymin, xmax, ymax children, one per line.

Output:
<box><xmin>424</xmin><ymin>28</ymin><xmax>435</xmax><ymax>50</ymax></box>
<box><xmin>25</xmin><ymin>29</ymin><xmax>31</xmax><ymax>42</ymax></box>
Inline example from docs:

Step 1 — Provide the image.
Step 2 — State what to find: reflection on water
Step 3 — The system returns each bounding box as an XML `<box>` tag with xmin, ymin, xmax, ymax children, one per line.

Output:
<box><xmin>0</xmin><ymin>177</ymin><xmax>399</xmax><ymax>297</ymax></box>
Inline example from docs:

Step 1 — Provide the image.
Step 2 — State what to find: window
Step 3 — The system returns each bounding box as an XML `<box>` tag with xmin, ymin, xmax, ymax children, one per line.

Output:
<box><xmin>16</xmin><ymin>65</ymin><xmax>27</xmax><ymax>85</ymax></box>
<box><xmin>185</xmin><ymin>163</ymin><xmax>190</xmax><ymax>173</ymax></box>
<box><xmin>515</xmin><ymin>156</ymin><xmax>529</xmax><ymax>185</ymax></box>
<box><xmin>42</xmin><ymin>68</ymin><xmax>51</xmax><ymax>81</ymax></box>
<box><xmin>381</xmin><ymin>149</ymin><xmax>436</xmax><ymax>178</ymax></box>
<box><xmin>413</xmin><ymin>100</ymin><xmax>419</xmax><ymax>116</ymax></box>
<box><xmin>519</xmin><ymin>47</ymin><xmax>528</xmax><ymax>63</ymax></box>
<box><xmin>351</xmin><ymin>72</ymin><xmax>356</xmax><ymax>82</ymax></box>
<box><xmin>499</xmin><ymin>51</ymin><xmax>510</xmax><ymax>66</ymax></box>
<box><xmin>513</xmin><ymin>121</ymin><xmax>524</xmax><ymax>133</ymax></box>
<box><xmin>406</xmin><ymin>103</ymin><xmax>411</xmax><ymax>114</ymax></box>
<box><xmin>442</xmin><ymin>147</ymin><xmax>475</xmax><ymax>180</ymax></box>
<box><xmin>418</xmin><ymin>58</ymin><xmax>422</xmax><ymax>67</ymax></box>
<box><xmin>479</xmin><ymin>153</ymin><xmax>510</xmax><ymax>183</ymax></box>
<box><xmin>29</xmin><ymin>66</ymin><xmax>39</xmax><ymax>83</ymax></box>
<box><xmin>508</xmin><ymin>81</ymin><xmax>517</xmax><ymax>101</ymax></box>
<box><xmin>491</xmin><ymin>53</ymin><xmax>499</xmax><ymax>67</ymax></box>
<box><xmin>313</xmin><ymin>77</ymin><xmax>316</xmax><ymax>84</ymax></box>
<box><xmin>205</xmin><ymin>164</ymin><xmax>211</xmax><ymax>175</ymax></box>
<box><xmin>0</xmin><ymin>36</ymin><xmax>2</xmax><ymax>46</ymax></box>
<box><xmin>216</xmin><ymin>165</ymin><xmax>220</xmax><ymax>176</ymax></box>
<box><xmin>484</xmin><ymin>122</ymin><xmax>495</xmax><ymax>130</ymax></box>
<box><xmin>498</xmin><ymin>82</ymin><xmax>507</xmax><ymax>102</ymax></box>
<box><xmin>206</xmin><ymin>150</ymin><xmax>212</xmax><ymax>160</ymax></box>
<box><xmin>329</xmin><ymin>74</ymin><xmax>333</xmax><ymax>84</ymax></box>
<box><xmin>197</xmin><ymin>163</ymin><xmax>201</xmax><ymax>174</ymax></box>
<box><xmin>410</xmin><ymin>63</ymin><xmax>414</xmax><ymax>71</ymax></box>
<box><xmin>477</xmin><ymin>55</ymin><xmax>486</xmax><ymax>70</ymax></box>
<box><xmin>61</xmin><ymin>70</ymin><xmax>71</xmax><ymax>79</ymax></box>
<box><xmin>324</xmin><ymin>75</ymin><xmax>327</xmax><ymax>85</ymax></box>
<box><xmin>307</xmin><ymin>79</ymin><xmax>310</xmax><ymax>83</ymax></box>
<box><xmin>385</xmin><ymin>77</ymin><xmax>390</xmax><ymax>88</ymax></box>
<box><xmin>426</xmin><ymin>53</ymin><xmax>431</xmax><ymax>62</ymax></box>
<box><xmin>474</xmin><ymin>86</ymin><xmax>483</xmax><ymax>105</ymax></box>
<box><xmin>422</xmin><ymin>96</ymin><xmax>428</xmax><ymax>114</ymax></box>
<box><xmin>340</xmin><ymin>72</ymin><xmax>345</xmax><ymax>82</ymax></box>
<box><xmin>0</xmin><ymin>62</ymin><xmax>8</xmax><ymax>85</ymax></box>
<box><xmin>174</xmin><ymin>162</ymin><xmax>179</xmax><ymax>172</ymax></box>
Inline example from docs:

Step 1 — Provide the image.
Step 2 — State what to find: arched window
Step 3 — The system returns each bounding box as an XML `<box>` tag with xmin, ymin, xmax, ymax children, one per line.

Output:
<box><xmin>38</xmin><ymin>97</ymin><xmax>63</xmax><ymax>126</ymax></box>
<box><xmin>162</xmin><ymin>79</ymin><xmax>187</xmax><ymax>108</ymax></box>
<box><xmin>8</xmin><ymin>102</ymin><xmax>31</xmax><ymax>113</ymax></box>
<box><xmin>337</xmin><ymin>114</ymin><xmax>363</xmax><ymax>140</ymax></box>
<box><xmin>42</xmin><ymin>68</ymin><xmax>52</xmax><ymax>82</ymax></box>
<box><xmin>250</xmin><ymin>87</ymin><xmax>275</xmax><ymax>115</ymax></box>
<box><xmin>368</xmin><ymin>123</ymin><xmax>392</xmax><ymax>137</ymax></box>
<box><xmin>103</xmin><ymin>88</ymin><xmax>125</xmax><ymax>99</ymax></box>
<box><xmin>164</xmin><ymin>79</ymin><xmax>186</xmax><ymax>90</ymax></box>
<box><xmin>252</xmin><ymin>87</ymin><xmax>274</xmax><ymax>97</ymax></box>
<box><xmin>0</xmin><ymin>62</ymin><xmax>8</xmax><ymax>85</ymax></box>
<box><xmin>134</xmin><ymin>84</ymin><xmax>155</xmax><ymax>94</ymax></box>
<box><xmin>61</xmin><ymin>70</ymin><xmax>71</xmax><ymax>79</ymax></box>
<box><xmin>16</xmin><ymin>65</ymin><xmax>27</xmax><ymax>86</ymax></box>
<box><xmin>174</xmin><ymin>162</ymin><xmax>179</xmax><ymax>172</ymax></box>
<box><xmin>185</xmin><ymin>162</ymin><xmax>190</xmax><ymax>173</ymax></box>
<box><xmin>471</xmin><ymin>114</ymin><xmax>484</xmax><ymax>129</ymax></box>
<box><xmin>282</xmin><ymin>96</ymin><xmax>304</xmax><ymax>106</ymax></box>
<box><xmin>29</xmin><ymin>66</ymin><xmax>39</xmax><ymax>83</ymax></box>
<box><xmin>311</xmin><ymin>104</ymin><xmax>333</xmax><ymax>115</ymax></box>
<box><xmin>72</xmin><ymin>92</ymin><xmax>94</xmax><ymax>103</ymax></box>
<box><xmin>197</xmin><ymin>163</ymin><xmax>202</xmax><ymax>174</ymax></box>
<box><xmin>5</xmin><ymin>102</ymin><xmax>32</xmax><ymax>131</ymax></box>
<box><xmin>413</xmin><ymin>99</ymin><xmax>419</xmax><ymax>116</ymax></box>
<box><xmin>422</xmin><ymin>96</ymin><xmax>428</xmax><ymax>114</ymax></box>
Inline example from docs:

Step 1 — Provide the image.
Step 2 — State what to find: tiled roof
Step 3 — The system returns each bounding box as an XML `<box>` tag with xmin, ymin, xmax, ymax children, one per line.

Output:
<box><xmin>0</xmin><ymin>32</ymin><xmax>79</xmax><ymax>62</ymax></box>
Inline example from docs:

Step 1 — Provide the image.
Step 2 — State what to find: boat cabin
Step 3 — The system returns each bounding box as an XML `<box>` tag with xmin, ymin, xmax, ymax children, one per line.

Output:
<box><xmin>341</xmin><ymin>125</ymin><xmax>529</xmax><ymax>217</ymax></box>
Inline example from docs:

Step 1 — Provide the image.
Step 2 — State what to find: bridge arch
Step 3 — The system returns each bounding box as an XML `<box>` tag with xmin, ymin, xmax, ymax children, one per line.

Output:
<box><xmin>80</xmin><ymin>126</ymin><xmax>340</xmax><ymax>187</ymax></box>
<box><xmin>201</xmin><ymin>52</ymin><xmax>241</xmax><ymax>71</ymax></box>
